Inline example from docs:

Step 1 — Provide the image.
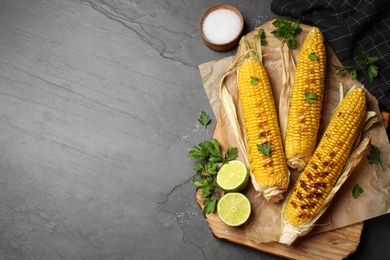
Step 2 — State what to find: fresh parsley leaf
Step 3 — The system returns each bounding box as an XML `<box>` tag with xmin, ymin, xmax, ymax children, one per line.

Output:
<box><xmin>334</xmin><ymin>65</ymin><xmax>346</xmax><ymax>75</ymax></box>
<box><xmin>250</xmin><ymin>76</ymin><xmax>259</xmax><ymax>85</ymax></box>
<box><xmin>203</xmin><ymin>198</ymin><xmax>217</xmax><ymax>214</ymax></box>
<box><xmin>206</xmin><ymin>161</ymin><xmax>218</xmax><ymax>176</ymax></box>
<box><xmin>367</xmin><ymin>55</ymin><xmax>379</xmax><ymax>64</ymax></box>
<box><xmin>334</xmin><ymin>49</ymin><xmax>379</xmax><ymax>82</ymax></box>
<box><xmin>309</xmin><ymin>52</ymin><xmax>318</xmax><ymax>61</ymax></box>
<box><xmin>188</xmin><ymin>138</ymin><xmax>239</xmax><ymax>214</ymax></box>
<box><xmin>201</xmin><ymin>183</ymin><xmax>213</xmax><ymax>198</ymax></box>
<box><xmin>188</xmin><ymin>139</ymin><xmax>219</xmax><ymax>164</ymax></box>
<box><xmin>201</xmin><ymin>140</ymin><xmax>220</xmax><ymax>159</ymax></box>
<box><xmin>354</xmin><ymin>49</ymin><xmax>366</xmax><ymax>65</ymax></box>
<box><xmin>355</xmin><ymin>49</ymin><xmax>378</xmax><ymax>65</ymax></box>
<box><xmin>257</xmin><ymin>143</ymin><xmax>271</xmax><ymax>157</ymax></box>
<box><xmin>333</xmin><ymin>65</ymin><xmax>358</xmax><ymax>80</ymax></box>
<box><xmin>366</xmin><ymin>144</ymin><xmax>383</xmax><ymax>169</ymax></box>
<box><xmin>198</xmin><ymin>111</ymin><xmax>211</xmax><ymax>128</ymax></box>
<box><xmin>193</xmin><ymin>176</ymin><xmax>213</xmax><ymax>196</ymax></box>
<box><xmin>355</xmin><ymin>49</ymin><xmax>379</xmax><ymax>82</ymax></box>
<box><xmin>192</xmin><ymin>177</ymin><xmax>203</xmax><ymax>189</ymax></box>
<box><xmin>194</xmin><ymin>161</ymin><xmax>204</xmax><ymax>173</ymax></box>
<box><xmin>349</xmin><ymin>67</ymin><xmax>358</xmax><ymax>80</ymax></box>
<box><xmin>305</xmin><ymin>92</ymin><xmax>317</xmax><ymax>104</ymax></box>
<box><xmin>224</xmin><ymin>147</ymin><xmax>238</xmax><ymax>163</ymax></box>
<box><xmin>192</xmin><ymin>177</ymin><xmax>219</xmax><ymax>213</ymax></box>
<box><xmin>352</xmin><ymin>184</ymin><xmax>364</xmax><ymax>199</ymax></box>
<box><xmin>187</xmin><ymin>146</ymin><xmax>206</xmax><ymax>160</ymax></box>
<box><xmin>258</xmin><ymin>29</ymin><xmax>267</xmax><ymax>45</ymax></box>
<box><xmin>366</xmin><ymin>64</ymin><xmax>379</xmax><ymax>82</ymax></box>
<box><xmin>271</xmin><ymin>17</ymin><xmax>302</xmax><ymax>49</ymax></box>
<box><xmin>211</xmin><ymin>138</ymin><xmax>221</xmax><ymax>155</ymax></box>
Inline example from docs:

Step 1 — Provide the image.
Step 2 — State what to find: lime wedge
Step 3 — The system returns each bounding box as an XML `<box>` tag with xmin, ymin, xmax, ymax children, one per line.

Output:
<box><xmin>217</xmin><ymin>160</ymin><xmax>249</xmax><ymax>192</ymax></box>
<box><xmin>217</xmin><ymin>192</ymin><xmax>251</xmax><ymax>226</ymax></box>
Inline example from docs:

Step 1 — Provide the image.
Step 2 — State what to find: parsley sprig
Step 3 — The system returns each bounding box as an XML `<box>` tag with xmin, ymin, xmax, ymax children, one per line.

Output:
<box><xmin>305</xmin><ymin>92</ymin><xmax>317</xmax><ymax>104</ymax></box>
<box><xmin>188</xmin><ymin>138</ymin><xmax>238</xmax><ymax>214</ymax></box>
<box><xmin>334</xmin><ymin>49</ymin><xmax>379</xmax><ymax>82</ymax></box>
<box><xmin>271</xmin><ymin>17</ymin><xmax>302</xmax><ymax>50</ymax></box>
<box><xmin>334</xmin><ymin>65</ymin><xmax>358</xmax><ymax>80</ymax></box>
<box><xmin>258</xmin><ymin>29</ymin><xmax>267</xmax><ymax>46</ymax></box>
<box><xmin>309</xmin><ymin>52</ymin><xmax>318</xmax><ymax>61</ymax></box>
<box><xmin>257</xmin><ymin>143</ymin><xmax>271</xmax><ymax>157</ymax></box>
<box><xmin>355</xmin><ymin>49</ymin><xmax>379</xmax><ymax>82</ymax></box>
<box><xmin>198</xmin><ymin>111</ymin><xmax>211</xmax><ymax>128</ymax></box>
<box><xmin>366</xmin><ymin>144</ymin><xmax>383</xmax><ymax>169</ymax></box>
<box><xmin>352</xmin><ymin>184</ymin><xmax>364</xmax><ymax>199</ymax></box>
<box><xmin>250</xmin><ymin>76</ymin><xmax>259</xmax><ymax>85</ymax></box>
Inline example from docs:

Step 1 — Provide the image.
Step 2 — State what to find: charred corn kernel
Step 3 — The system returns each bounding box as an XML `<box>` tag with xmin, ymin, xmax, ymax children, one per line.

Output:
<box><xmin>238</xmin><ymin>56</ymin><xmax>289</xmax><ymax>201</ymax></box>
<box><xmin>283</xmin><ymin>87</ymin><xmax>366</xmax><ymax>226</ymax></box>
<box><xmin>284</xmin><ymin>27</ymin><xmax>326</xmax><ymax>171</ymax></box>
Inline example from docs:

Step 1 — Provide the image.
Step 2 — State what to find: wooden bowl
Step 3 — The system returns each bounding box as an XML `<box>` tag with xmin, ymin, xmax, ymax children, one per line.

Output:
<box><xmin>200</xmin><ymin>4</ymin><xmax>244</xmax><ymax>52</ymax></box>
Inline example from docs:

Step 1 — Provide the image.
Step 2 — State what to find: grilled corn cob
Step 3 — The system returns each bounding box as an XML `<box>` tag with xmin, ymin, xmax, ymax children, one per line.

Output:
<box><xmin>280</xmin><ymin>87</ymin><xmax>366</xmax><ymax>243</ymax></box>
<box><xmin>237</xmin><ymin>36</ymin><xmax>289</xmax><ymax>201</ymax></box>
<box><xmin>284</xmin><ymin>27</ymin><xmax>326</xmax><ymax>171</ymax></box>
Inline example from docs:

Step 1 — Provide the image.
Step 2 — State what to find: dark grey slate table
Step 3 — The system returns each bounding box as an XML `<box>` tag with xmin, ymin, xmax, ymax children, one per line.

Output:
<box><xmin>0</xmin><ymin>0</ymin><xmax>388</xmax><ymax>259</ymax></box>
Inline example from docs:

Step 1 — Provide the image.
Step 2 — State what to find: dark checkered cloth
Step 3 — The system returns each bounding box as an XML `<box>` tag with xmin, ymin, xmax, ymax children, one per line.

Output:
<box><xmin>271</xmin><ymin>0</ymin><xmax>390</xmax><ymax>112</ymax></box>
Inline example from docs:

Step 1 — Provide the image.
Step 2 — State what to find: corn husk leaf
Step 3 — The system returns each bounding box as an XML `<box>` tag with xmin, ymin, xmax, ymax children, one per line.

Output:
<box><xmin>338</xmin><ymin>83</ymin><xmax>345</xmax><ymax>106</ymax></box>
<box><xmin>279</xmin><ymin>40</ymin><xmax>296</xmax><ymax>143</ymax></box>
<box><xmin>363</xmin><ymin>111</ymin><xmax>379</xmax><ymax>132</ymax></box>
<box><xmin>218</xmin><ymin>41</ymin><xmax>250</xmax><ymax>168</ymax></box>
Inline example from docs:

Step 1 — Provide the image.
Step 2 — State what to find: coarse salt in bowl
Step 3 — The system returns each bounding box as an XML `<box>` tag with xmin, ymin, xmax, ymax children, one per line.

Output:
<box><xmin>200</xmin><ymin>5</ymin><xmax>244</xmax><ymax>52</ymax></box>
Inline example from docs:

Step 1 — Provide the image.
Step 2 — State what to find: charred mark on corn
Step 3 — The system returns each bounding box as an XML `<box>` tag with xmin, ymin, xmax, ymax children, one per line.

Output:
<box><xmin>300</xmin><ymin>203</ymin><xmax>316</xmax><ymax>210</ymax></box>
<box><xmin>296</xmin><ymin>191</ymin><xmax>304</xmax><ymax>200</ymax></box>
<box><xmin>306</xmin><ymin>192</ymin><xmax>322</xmax><ymax>199</ymax></box>
<box><xmin>314</xmin><ymin>182</ymin><xmax>327</xmax><ymax>189</ymax></box>
<box><xmin>263</xmin><ymin>160</ymin><xmax>274</xmax><ymax>168</ymax></box>
<box><xmin>259</xmin><ymin>130</ymin><xmax>271</xmax><ymax>137</ymax></box>
<box><xmin>298</xmin><ymin>213</ymin><xmax>312</xmax><ymax>221</ymax></box>
<box><xmin>300</xmin><ymin>180</ymin><xmax>309</xmax><ymax>191</ymax></box>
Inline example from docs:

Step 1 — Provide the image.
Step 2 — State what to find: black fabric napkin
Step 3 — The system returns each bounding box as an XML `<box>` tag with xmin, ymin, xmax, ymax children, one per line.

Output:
<box><xmin>270</xmin><ymin>0</ymin><xmax>390</xmax><ymax>112</ymax></box>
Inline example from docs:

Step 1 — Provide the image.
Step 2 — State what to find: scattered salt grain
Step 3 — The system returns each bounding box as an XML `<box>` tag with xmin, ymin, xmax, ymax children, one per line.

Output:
<box><xmin>202</xmin><ymin>8</ymin><xmax>242</xmax><ymax>45</ymax></box>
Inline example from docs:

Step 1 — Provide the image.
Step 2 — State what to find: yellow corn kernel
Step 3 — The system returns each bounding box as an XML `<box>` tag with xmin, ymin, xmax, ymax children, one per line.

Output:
<box><xmin>283</xmin><ymin>87</ymin><xmax>367</xmax><ymax>226</ymax></box>
<box><xmin>284</xmin><ymin>27</ymin><xmax>327</xmax><ymax>171</ymax></box>
<box><xmin>238</xmin><ymin>58</ymin><xmax>289</xmax><ymax>201</ymax></box>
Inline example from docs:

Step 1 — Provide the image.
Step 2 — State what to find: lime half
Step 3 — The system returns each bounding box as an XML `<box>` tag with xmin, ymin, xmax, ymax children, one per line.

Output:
<box><xmin>217</xmin><ymin>192</ymin><xmax>251</xmax><ymax>227</ymax></box>
<box><xmin>217</xmin><ymin>160</ymin><xmax>249</xmax><ymax>192</ymax></box>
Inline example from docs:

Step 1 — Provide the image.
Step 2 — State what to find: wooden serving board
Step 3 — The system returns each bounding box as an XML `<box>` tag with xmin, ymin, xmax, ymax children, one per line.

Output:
<box><xmin>195</xmin><ymin>121</ymin><xmax>363</xmax><ymax>260</ymax></box>
<box><xmin>194</xmin><ymin>20</ymin><xmax>381</xmax><ymax>259</ymax></box>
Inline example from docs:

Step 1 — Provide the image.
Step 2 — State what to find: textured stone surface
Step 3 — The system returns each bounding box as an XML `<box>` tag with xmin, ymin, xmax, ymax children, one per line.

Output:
<box><xmin>0</xmin><ymin>0</ymin><xmax>388</xmax><ymax>259</ymax></box>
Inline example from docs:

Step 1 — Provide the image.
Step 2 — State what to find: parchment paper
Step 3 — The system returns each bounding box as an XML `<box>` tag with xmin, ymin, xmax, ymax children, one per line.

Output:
<box><xmin>198</xmin><ymin>20</ymin><xmax>390</xmax><ymax>244</ymax></box>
